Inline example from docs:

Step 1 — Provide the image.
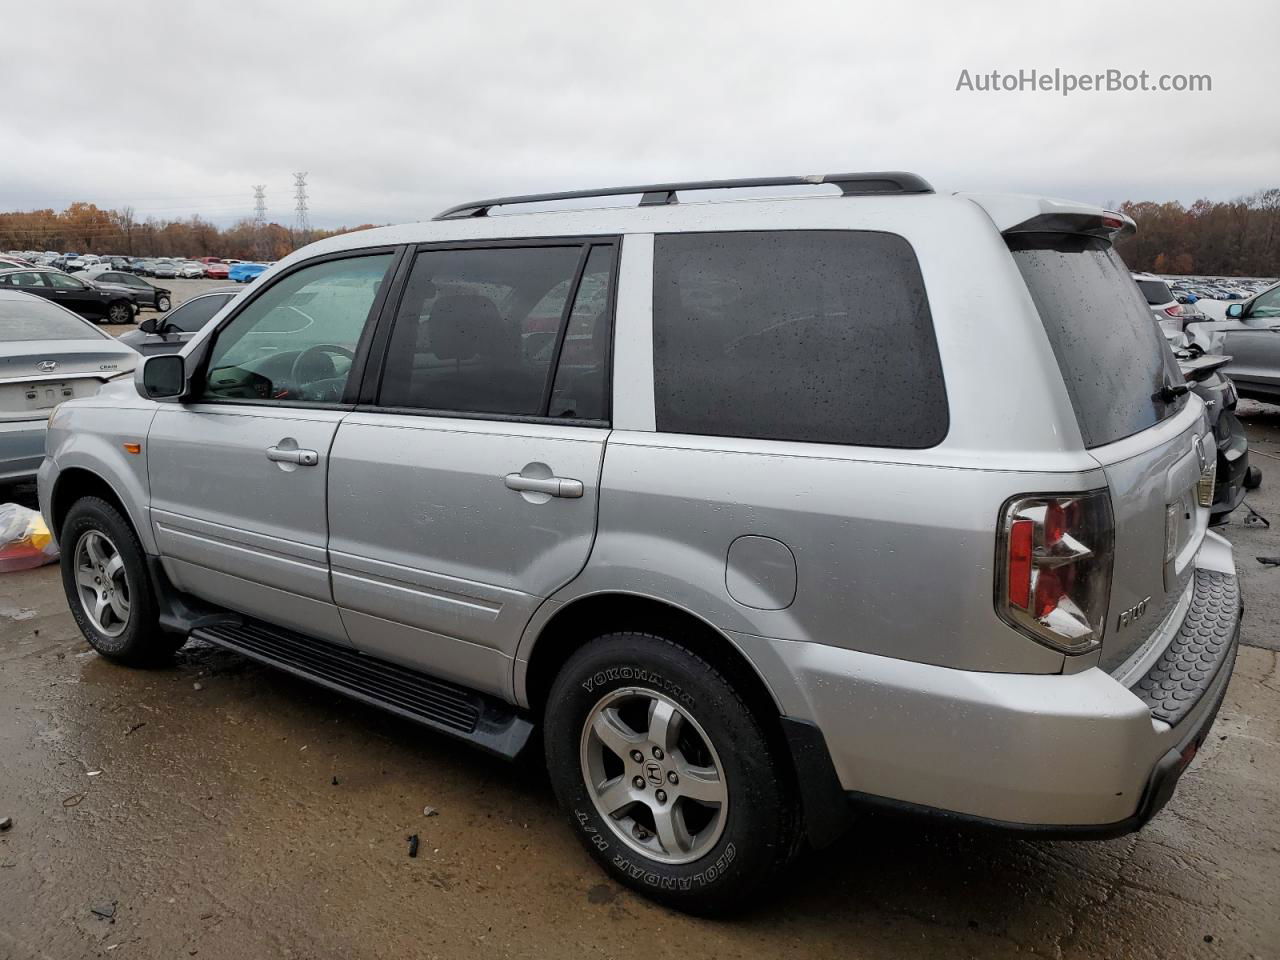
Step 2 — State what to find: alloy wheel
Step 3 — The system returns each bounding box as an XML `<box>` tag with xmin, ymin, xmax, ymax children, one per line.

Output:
<box><xmin>579</xmin><ymin>687</ymin><xmax>729</xmax><ymax>865</ymax></box>
<box><xmin>73</xmin><ymin>530</ymin><xmax>131</xmax><ymax>637</ymax></box>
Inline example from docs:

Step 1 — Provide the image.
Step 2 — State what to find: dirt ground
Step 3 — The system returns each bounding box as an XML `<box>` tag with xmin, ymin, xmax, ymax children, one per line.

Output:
<box><xmin>1</xmin><ymin>404</ymin><xmax>1278</xmax><ymax>959</ymax></box>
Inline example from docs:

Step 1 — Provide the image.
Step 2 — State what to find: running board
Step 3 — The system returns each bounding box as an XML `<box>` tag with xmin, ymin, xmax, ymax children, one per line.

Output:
<box><xmin>190</xmin><ymin>619</ymin><xmax>535</xmax><ymax>760</ymax></box>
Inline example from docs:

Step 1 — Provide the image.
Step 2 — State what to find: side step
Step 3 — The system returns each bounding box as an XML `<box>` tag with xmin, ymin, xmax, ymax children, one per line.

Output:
<box><xmin>190</xmin><ymin>619</ymin><xmax>535</xmax><ymax>760</ymax></box>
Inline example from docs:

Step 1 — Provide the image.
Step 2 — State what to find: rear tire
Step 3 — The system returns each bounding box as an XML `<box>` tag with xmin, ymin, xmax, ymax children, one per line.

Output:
<box><xmin>543</xmin><ymin>632</ymin><xmax>797</xmax><ymax>914</ymax></box>
<box><xmin>59</xmin><ymin>497</ymin><xmax>184</xmax><ymax>666</ymax></box>
<box><xmin>107</xmin><ymin>301</ymin><xmax>132</xmax><ymax>324</ymax></box>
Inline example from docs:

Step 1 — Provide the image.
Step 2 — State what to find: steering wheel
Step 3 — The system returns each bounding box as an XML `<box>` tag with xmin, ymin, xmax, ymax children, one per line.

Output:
<box><xmin>289</xmin><ymin>344</ymin><xmax>354</xmax><ymax>400</ymax></box>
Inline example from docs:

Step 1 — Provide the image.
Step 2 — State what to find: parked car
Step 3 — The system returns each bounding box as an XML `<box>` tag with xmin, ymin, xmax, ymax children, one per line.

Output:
<box><xmin>176</xmin><ymin>261</ymin><xmax>204</xmax><ymax>279</ymax></box>
<box><xmin>117</xmin><ymin>288</ymin><xmax>238</xmax><ymax>355</ymax></box>
<box><xmin>0</xmin><ymin>289</ymin><xmax>138</xmax><ymax>484</ymax></box>
<box><xmin>1184</xmin><ymin>281</ymin><xmax>1280</xmax><ymax>404</ymax></box>
<box><xmin>228</xmin><ymin>262</ymin><xmax>267</xmax><ymax>283</ymax></box>
<box><xmin>1132</xmin><ymin>272</ymin><xmax>1186</xmax><ymax>332</ymax></box>
<box><xmin>0</xmin><ymin>268</ymin><xmax>137</xmax><ymax>324</ymax></box>
<box><xmin>38</xmin><ymin>173</ymin><xmax>1240</xmax><ymax>913</ymax></box>
<box><xmin>1164</xmin><ymin>337</ymin><xmax>1261</xmax><ymax>520</ymax></box>
<box><xmin>151</xmin><ymin>260</ymin><xmax>179</xmax><ymax>279</ymax></box>
<box><xmin>84</xmin><ymin>270</ymin><xmax>173</xmax><ymax>312</ymax></box>
<box><xmin>204</xmin><ymin>261</ymin><xmax>230</xmax><ymax>279</ymax></box>
<box><xmin>0</xmin><ymin>256</ymin><xmax>33</xmax><ymax>269</ymax></box>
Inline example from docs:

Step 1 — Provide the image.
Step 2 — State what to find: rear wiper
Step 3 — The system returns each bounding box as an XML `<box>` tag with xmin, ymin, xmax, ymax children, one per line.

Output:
<box><xmin>1153</xmin><ymin>380</ymin><xmax>1191</xmax><ymax>403</ymax></box>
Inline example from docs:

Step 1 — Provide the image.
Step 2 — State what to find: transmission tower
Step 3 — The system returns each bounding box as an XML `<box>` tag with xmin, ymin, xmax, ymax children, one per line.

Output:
<box><xmin>251</xmin><ymin>185</ymin><xmax>268</xmax><ymax>259</ymax></box>
<box><xmin>293</xmin><ymin>172</ymin><xmax>310</xmax><ymax>245</ymax></box>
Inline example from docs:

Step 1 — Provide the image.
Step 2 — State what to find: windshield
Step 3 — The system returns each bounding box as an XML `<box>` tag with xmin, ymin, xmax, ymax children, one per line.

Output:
<box><xmin>0</xmin><ymin>299</ymin><xmax>105</xmax><ymax>341</ymax></box>
<box><xmin>1009</xmin><ymin>235</ymin><xmax>1187</xmax><ymax>448</ymax></box>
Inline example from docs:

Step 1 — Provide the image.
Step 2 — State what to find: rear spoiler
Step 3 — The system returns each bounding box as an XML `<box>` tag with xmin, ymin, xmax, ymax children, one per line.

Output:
<box><xmin>1002</xmin><ymin>211</ymin><xmax>1137</xmax><ymax>241</ymax></box>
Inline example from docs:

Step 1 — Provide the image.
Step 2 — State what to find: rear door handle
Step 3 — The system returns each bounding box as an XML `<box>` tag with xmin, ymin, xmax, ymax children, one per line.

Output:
<box><xmin>267</xmin><ymin>445</ymin><xmax>319</xmax><ymax>466</ymax></box>
<box><xmin>504</xmin><ymin>473</ymin><xmax>584</xmax><ymax>498</ymax></box>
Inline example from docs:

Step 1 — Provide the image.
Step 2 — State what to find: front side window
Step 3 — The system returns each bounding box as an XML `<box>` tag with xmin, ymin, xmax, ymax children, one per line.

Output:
<box><xmin>197</xmin><ymin>253</ymin><xmax>392</xmax><ymax>404</ymax></box>
<box><xmin>164</xmin><ymin>293</ymin><xmax>233</xmax><ymax>333</ymax></box>
<box><xmin>1249</xmin><ymin>285</ymin><xmax>1280</xmax><ymax>320</ymax></box>
<box><xmin>47</xmin><ymin>273</ymin><xmax>86</xmax><ymax>290</ymax></box>
<box><xmin>378</xmin><ymin>243</ymin><xmax>614</xmax><ymax>420</ymax></box>
<box><xmin>652</xmin><ymin>230</ymin><xmax>948</xmax><ymax>447</ymax></box>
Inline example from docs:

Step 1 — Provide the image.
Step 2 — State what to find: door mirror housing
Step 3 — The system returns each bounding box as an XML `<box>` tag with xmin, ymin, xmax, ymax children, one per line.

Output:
<box><xmin>137</xmin><ymin>353</ymin><xmax>186</xmax><ymax>400</ymax></box>
<box><xmin>138</xmin><ymin>316</ymin><xmax>160</xmax><ymax>334</ymax></box>
<box><xmin>1226</xmin><ymin>303</ymin><xmax>1244</xmax><ymax>319</ymax></box>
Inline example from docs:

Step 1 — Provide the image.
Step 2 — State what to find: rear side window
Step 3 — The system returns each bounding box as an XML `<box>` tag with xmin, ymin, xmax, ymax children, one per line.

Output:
<box><xmin>1135</xmin><ymin>278</ymin><xmax>1173</xmax><ymax>305</ymax></box>
<box><xmin>651</xmin><ymin>230</ymin><xmax>947</xmax><ymax>447</ymax></box>
<box><xmin>1009</xmin><ymin>235</ymin><xmax>1186</xmax><ymax>448</ymax></box>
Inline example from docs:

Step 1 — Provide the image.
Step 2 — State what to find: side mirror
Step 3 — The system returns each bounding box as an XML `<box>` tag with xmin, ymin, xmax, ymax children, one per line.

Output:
<box><xmin>137</xmin><ymin>354</ymin><xmax>186</xmax><ymax>400</ymax></box>
<box><xmin>1226</xmin><ymin>303</ymin><xmax>1244</xmax><ymax>319</ymax></box>
<box><xmin>138</xmin><ymin>316</ymin><xmax>159</xmax><ymax>334</ymax></box>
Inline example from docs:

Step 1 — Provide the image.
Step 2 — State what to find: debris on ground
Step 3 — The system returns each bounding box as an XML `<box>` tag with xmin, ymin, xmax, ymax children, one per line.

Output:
<box><xmin>1244</xmin><ymin>503</ymin><xmax>1270</xmax><ymax>528</ymax></box>
<box><xmin>331</xmin><ymin>775</ymin><xmax>339</xmax><ymax>786</ymax></box>
<box><xmin>0</xmin><ymin>816</ymin><xmax>12</xmax><ymax>831</ymax></box>
<box><xmin>90</xmin><ymin>901</ymin><xmax>117</xmax><ymax>920</ymax></box>
<box><xmin>407</xmin><ymin>834</ymin><xmax>420</xmax><ymax>858</ymax></box>
<box><xmin>0</xmin><ymin>504</ymin><xmax>59</xmax><ymax>573</ymax></box>
<box><xmin>423</xmin><ymin>806</ymin><xmax>438</xmax><ymax>817</ymax></box>
<box><xmin>62</xmin><ymin>793</ymin><xmax>85</xmax><ymax>807</ymax></box>
<box><xmin>192</xmin><ymin>682</ymin><xmax>203</xmax><ymax>691</ymax></box>
<box><xmin>125</xmin><ymin>722</ymin><xmax>147</xmax><ymax>736</ymax></box>
<box><xmin>1258</xmin><ymin>556</ymin><xmax>1280</xmax><ymax>567</ymax></box>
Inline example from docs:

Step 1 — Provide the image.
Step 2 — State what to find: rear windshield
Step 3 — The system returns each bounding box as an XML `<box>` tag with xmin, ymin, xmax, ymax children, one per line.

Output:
<box><xmin>0</xmin><ymin>299</ymin><xmax>103</xmax><ymax>341</ymax></box>
<box><xmin>1135</xmin><ymin>278</ymin><xmax>1173</xmax><ymax>305</ymax></box>
<box><xmin>1009</xmin><ymin>234</ymin><xmax>1186</xmax><ymax>448</ymax></box>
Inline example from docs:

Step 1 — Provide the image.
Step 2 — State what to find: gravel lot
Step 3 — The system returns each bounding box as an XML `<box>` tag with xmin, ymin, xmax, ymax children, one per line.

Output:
<box><xmin>1</xmin><ymin>372</ymin><xmax>1278</xmax><ymax>957</ymax></box>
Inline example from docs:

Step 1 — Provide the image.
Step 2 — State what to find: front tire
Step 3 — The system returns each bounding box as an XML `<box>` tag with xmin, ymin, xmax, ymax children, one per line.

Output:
<box><xmin>59</xmin><ymin>497</ymin><xmax>183</xmax><ymax>666</ymax></box>
<box><xmin>156</xmin><ymin>295</ymin><xmax>171</xmax><ymax>312</ymax></box>
<box><xmin>543</xmin><ymin>632</ymin><xmax>797</xmax><ymax>914</ymax></box>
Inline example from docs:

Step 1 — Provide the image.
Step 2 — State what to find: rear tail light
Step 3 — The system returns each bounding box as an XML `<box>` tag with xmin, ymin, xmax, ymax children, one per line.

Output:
<box><xmin>1164</xmin><ymin>304</ymin><xmax>1183</xmax><ymax>317</ymax></box>
<box><xmin>996</xmin><ymin>490</ymin><xmax>1114</xmax><ymax>654</ymax></box>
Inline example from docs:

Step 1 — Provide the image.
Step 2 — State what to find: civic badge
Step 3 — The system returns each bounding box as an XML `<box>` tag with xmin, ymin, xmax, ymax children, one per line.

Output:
<box><xmin>37</xmin><ymin>360</ymin><xmax>58</xmax><ymax>373</ymax></box>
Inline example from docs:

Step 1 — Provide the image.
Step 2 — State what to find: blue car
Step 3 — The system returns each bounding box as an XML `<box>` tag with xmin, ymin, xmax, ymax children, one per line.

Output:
<box><xmin>229</xmin><ymin>262</ymin><xmax>268</xmax><ymax>283</ymax></box>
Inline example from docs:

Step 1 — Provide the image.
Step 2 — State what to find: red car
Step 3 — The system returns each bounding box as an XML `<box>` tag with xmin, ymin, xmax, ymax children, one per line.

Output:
<box><xmin>204</xmin><ymin>262</ymin><xmax>230</xmax><ymax>279</ymax></box>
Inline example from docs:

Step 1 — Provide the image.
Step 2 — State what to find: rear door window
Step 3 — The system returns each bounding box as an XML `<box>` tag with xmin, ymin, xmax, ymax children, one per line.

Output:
<box><xmin>1009</xmin><ymin>234</ymin><xmax>1186</xmax><ymax>448</ymax></box>
<box><xmin>378</xmin><ymin>242</ymin><xmax>615</xmax><ymax>420</ymax></box>
<box><xmin>651</xmin><ymin>230</ymin><xmax>948</xmax><ymax>447</ymax></box>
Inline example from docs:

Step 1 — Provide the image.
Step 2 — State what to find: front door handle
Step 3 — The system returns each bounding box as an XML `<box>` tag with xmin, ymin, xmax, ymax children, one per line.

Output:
<box><xmin>267</xmin><ymin>445</ymin><xmax>319</xmax><ymax>466</ymax></box>
<box><xmin>504</xmin><ymin>473</ymin><xmax>584</xmax><ymax>498</ymax></box>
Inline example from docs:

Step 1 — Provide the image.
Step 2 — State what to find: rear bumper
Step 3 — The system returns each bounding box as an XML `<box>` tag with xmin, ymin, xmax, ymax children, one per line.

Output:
<box><xmin>0</xmin><ymin>419</ymin><xmax>48</xmax><ymax>483</ymax></box>
<box><xmin>762</xmin><ymin>534</ymin><xmax>1241</xmax><ymax>830</ymax></box>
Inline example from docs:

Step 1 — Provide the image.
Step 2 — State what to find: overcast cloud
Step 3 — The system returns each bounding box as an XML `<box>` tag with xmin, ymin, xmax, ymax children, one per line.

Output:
<box><xmin>2</xmin><ymin>0</ymin><xmax>1277</xmax><ymax>229</ymax></box>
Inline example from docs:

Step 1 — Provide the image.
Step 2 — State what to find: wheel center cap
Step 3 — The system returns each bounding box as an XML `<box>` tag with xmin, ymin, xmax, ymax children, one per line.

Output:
<box><xmin>643</xmin><ymin>760</ymin><xmax>664</xmax><ymax>786</ymax></box>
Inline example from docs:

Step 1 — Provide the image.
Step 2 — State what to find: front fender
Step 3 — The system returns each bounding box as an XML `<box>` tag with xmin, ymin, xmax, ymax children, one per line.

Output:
<box><xmin>45</xmin><ymin>396</ymin><xmax>159</xmax><ymax>552</ymax></box>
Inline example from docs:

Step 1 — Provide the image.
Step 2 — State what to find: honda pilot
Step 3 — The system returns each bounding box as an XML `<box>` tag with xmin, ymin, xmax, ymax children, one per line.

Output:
<box><xmin>39</xmin><ymin>172</ymin><xmax>1241</xmax><ymax>913</ymax></box>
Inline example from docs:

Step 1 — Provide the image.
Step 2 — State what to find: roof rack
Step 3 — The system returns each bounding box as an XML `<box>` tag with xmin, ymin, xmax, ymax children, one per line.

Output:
<box><xmin>433</xmin><ymin>171</ymin><xmax>933</xmax><ymax>220</ymax></box>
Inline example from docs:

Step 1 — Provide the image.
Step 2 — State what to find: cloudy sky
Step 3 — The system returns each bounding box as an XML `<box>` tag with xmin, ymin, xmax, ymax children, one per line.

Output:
<box><xmin>2</xmin><ymin>0</ymin><xmax>1277</xmax><ymax>229</ymax></box>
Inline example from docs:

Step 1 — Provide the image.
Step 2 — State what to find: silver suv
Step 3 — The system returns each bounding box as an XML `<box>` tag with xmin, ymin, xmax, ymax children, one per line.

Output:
<box><xmin>38</xmin><ymin>173</ymin><xmax>1242</xmax><ymax>913</ymax></box>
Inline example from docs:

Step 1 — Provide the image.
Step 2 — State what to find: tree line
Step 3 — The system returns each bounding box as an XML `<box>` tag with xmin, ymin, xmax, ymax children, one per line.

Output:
<box><xmin>3</xmin><ymin>190</ymin><xmax>1279</xmax><ymax>276</ymax></box>
<box><xmin>0</xmin><ymin>203</ymin><xmax>378</xmax><ymax>262</ymax></box>
<box><xmin>1113</xmin><ymin>188</ymin><xmax>1280</xmax><ymax>277</ymax></box>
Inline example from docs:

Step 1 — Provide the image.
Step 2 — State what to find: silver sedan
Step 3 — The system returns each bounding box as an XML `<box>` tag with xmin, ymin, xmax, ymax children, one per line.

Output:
<box><xmin>0</xmin><ymin>289</ymin><xmax>139</xmax><ymax>484</ymax></box>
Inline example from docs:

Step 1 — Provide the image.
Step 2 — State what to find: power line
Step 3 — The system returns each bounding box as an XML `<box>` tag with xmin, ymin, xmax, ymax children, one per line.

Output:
<box><xmin>293</xmin><ymin>172</ymin><xmax>310</xmax><ymax>245</ymax></box>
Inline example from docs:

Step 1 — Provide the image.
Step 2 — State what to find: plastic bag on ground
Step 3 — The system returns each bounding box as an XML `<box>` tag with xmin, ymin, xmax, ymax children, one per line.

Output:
<box><xmin>0</xmin><ymin>504</ymin><xmax>59</xmax><ymax>572</ymax></box>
